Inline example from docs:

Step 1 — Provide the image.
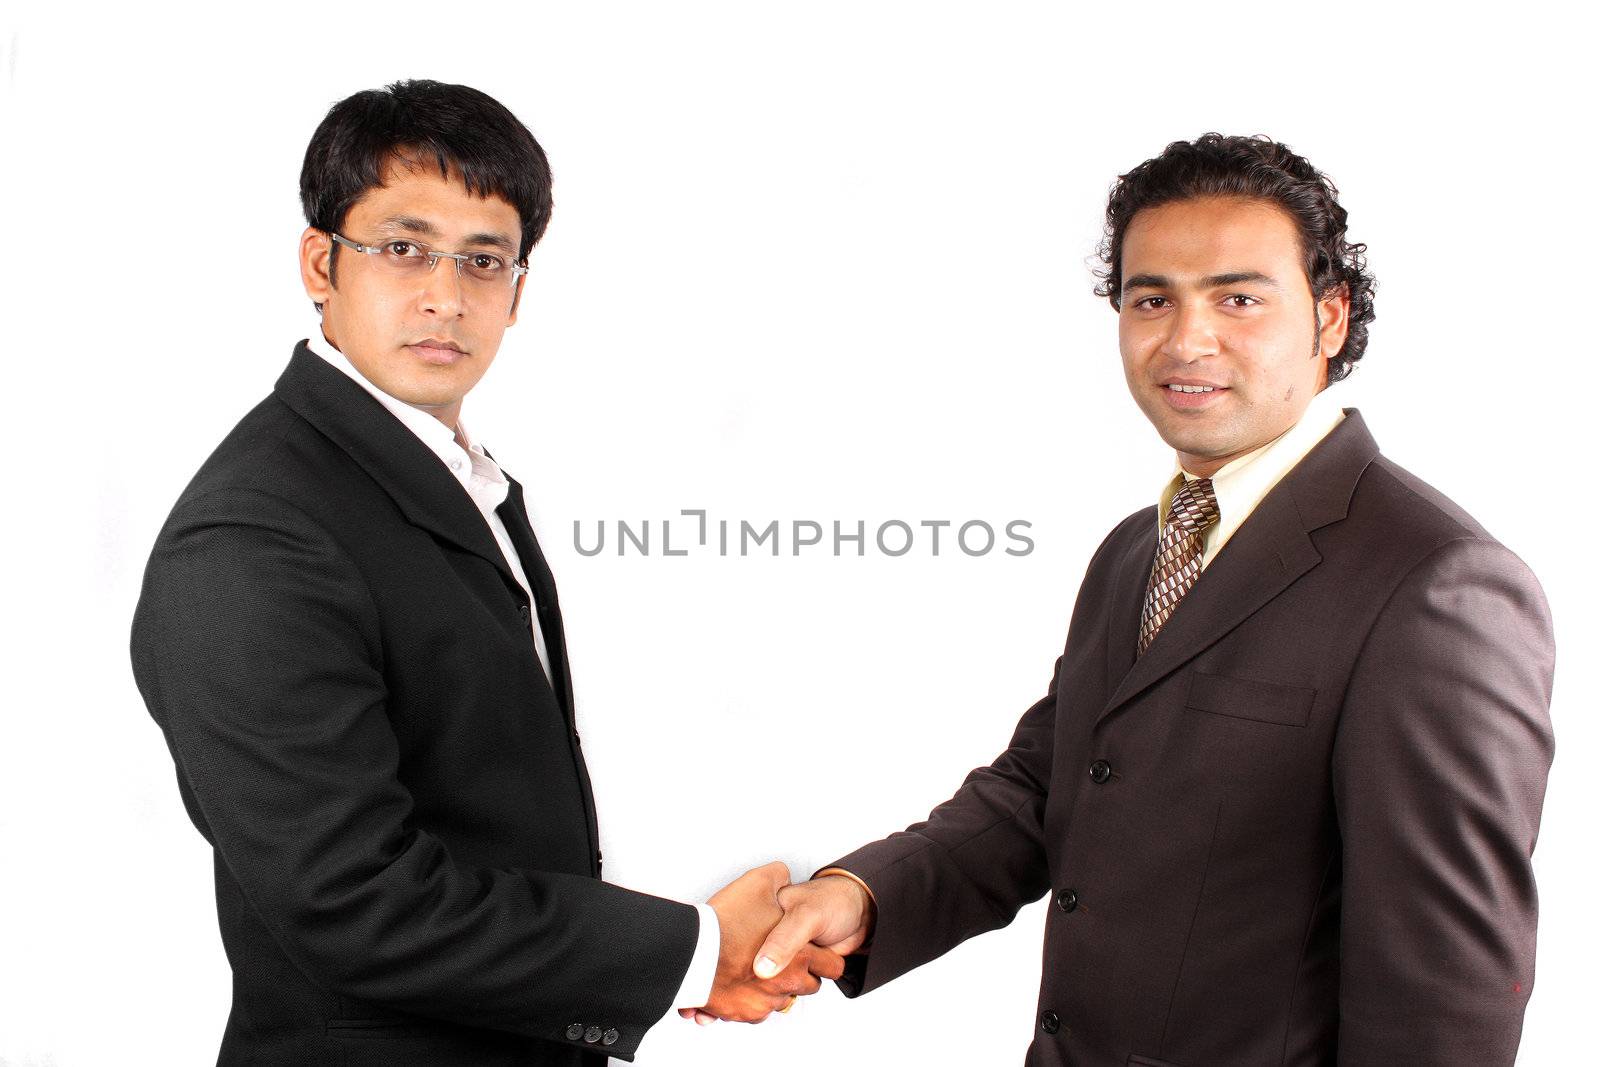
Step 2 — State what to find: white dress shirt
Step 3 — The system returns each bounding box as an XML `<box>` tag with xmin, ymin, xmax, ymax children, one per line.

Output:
<box><xmin>305</xmin><ymin>334</ymin><xmax>720</xmax><ymax>1028</ymax></box>
<box><xmin>1156</xmin><ymin>384</ymin><xmax>1347</xmax><ymax>569</ymax></box>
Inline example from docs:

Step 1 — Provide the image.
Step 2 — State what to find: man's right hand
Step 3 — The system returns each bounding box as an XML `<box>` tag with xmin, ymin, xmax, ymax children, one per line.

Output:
<box><xmin>694</xmin><ymin>862</ymin><xmax>847</xmax><ymax>1023</ymax></box>
<box><xmin>753</xmin><ymin>871</ymin><xmax>876</xmax><ymax>981</ymax></box>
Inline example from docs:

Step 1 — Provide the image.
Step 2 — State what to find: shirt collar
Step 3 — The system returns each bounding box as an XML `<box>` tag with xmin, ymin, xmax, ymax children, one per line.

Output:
<box><xmin>1157</xmin><ymin>384</ymin><xmax>1346</xmax><ymax>531</ymax></box>
<box><xmin>303</xmin><ymin>331</ymin><xmax>488</xmax><ymax>493</ymax></box>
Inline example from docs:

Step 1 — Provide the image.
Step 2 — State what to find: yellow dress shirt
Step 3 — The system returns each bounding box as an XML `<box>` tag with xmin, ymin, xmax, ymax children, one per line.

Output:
<box><xmin>1156</xmin><ymin>386</ymin><xmax>1346</xmax><ymax>570</ymax></box>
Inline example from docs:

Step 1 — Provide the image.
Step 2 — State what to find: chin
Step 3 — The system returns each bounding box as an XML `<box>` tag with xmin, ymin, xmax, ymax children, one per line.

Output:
<box><xmin>402</xmin><ymin>391</ymin><xmax>463</xmax><ymax>412</ymax></box>
<box><xmin>1160</xmin><ymin>429</ymin><xmax>1230</xmax><ymax>462</ymax></box>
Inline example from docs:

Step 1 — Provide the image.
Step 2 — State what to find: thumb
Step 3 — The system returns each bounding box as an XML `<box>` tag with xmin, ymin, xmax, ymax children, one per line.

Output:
<box><xmin>753</xmin><ymin>906</ymin><xmax>817</xmax><ymax>980</ymax></box>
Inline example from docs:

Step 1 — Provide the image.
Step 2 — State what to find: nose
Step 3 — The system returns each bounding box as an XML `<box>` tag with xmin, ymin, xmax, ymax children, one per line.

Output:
<box><xmin>418</xmin><ymin>254</ymin><xmax>465</xmax><ymax>318</ymax></box>
<box><xmin>1160</xmin><ymin>301</ymin><xmax>1219</xmax><ymax>363</ymax></box>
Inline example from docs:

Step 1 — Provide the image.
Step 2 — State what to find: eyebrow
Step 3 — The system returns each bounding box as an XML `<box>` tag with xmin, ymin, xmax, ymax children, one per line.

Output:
<box><xmin>1123</xmin><ymin>270</ymin><xmax>1284</xmax><ymax>291</ymax></box>
<box><xmin>375</xmin><ymin>215</ymin><xmax>518</xmax><ymax>254</ymax></box>
<box><xmin>376</xmin><ymin>215</ymin><xmax>441</xmax><ymax>238</ymax></box>
<box><xmin>464</xmin><ymin>231</ymin><xmax>518</xmax><ymax>254</ymax></box>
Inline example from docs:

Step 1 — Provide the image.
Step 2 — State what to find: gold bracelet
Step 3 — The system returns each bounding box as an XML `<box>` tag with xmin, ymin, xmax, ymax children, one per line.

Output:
<box><xmin>813</xmin><ymin>867</ymin><xmax>878</xmax><ymax>909</ymax></box>
<box><xmin>813</xmin><ymin>867</ymin><xmax>877</xmax><ymax>952</ymax></box>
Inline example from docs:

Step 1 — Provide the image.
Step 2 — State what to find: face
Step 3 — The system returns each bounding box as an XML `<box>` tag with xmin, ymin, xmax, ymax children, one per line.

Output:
<box><xmin>1118</xmin><ymin>196</ymin><xmax>1348</xmax><ymax>477</ymax></box>
<box><xmin>299</xmin><ymin>157</ymin><xmax>525</xmax><ymax>430</ymax></box>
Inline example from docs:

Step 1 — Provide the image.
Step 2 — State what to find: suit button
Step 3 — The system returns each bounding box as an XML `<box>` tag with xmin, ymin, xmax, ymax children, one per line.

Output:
<box><xmin>584</xmin><ymin>1026</ymin><xmax>602</xmax><ymax>1043</ymax></box>
<box><xmin>1089</xmin><ymin>759</ymin><xmax>1112</xmax><ymax>784</ymax></box>
<box><xmin>1041</xmin><ymin>1010</ymin><xmax>1061</xmax><ymax>1034</ymax></box>
<box><xmin>1055</xmin><ymin>888</ymin><xmax>1079</xmax><ymax>913</ymax></box>
<box><xmin>565</xmin><ymin>1023</ymin><xmax>584</xmax><ymax>1040</ymax></box>
<box><xmin>518</xmin><ymin>604</ymin><xmax>532</xmax><ymax>625</ymax></box>
<box><xmin>602</xmin><ymin>1029</ymin><xmax>620</xmax><ymax>1046</ymax></box>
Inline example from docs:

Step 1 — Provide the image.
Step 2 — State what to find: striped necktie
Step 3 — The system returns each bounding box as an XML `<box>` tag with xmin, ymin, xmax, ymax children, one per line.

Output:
<box><xmin>1137</xmin><ymin>477</ymin><xmax>1220</xmax><ymax>656</ymax></box>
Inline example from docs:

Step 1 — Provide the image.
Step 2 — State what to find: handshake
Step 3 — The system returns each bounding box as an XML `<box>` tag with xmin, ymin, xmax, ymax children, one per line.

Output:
<box><xmin>681</xmin><ymin>861</ymin><xmax>878</xmax><ymax>1024</ymax></box>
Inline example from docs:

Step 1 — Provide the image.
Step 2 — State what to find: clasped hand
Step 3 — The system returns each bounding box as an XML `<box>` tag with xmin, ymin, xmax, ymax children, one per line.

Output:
<box><xmin>682</xmin><ymin>861</ymin><xmax>876</xmax><ymax>1024</ymax></box>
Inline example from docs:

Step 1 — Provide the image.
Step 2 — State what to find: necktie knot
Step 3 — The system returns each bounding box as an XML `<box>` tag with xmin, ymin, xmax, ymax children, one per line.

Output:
<box><xmin>1168</xmin><ymin>477</ymin><xmax>1219</xmax><ymax>535</ymax></box>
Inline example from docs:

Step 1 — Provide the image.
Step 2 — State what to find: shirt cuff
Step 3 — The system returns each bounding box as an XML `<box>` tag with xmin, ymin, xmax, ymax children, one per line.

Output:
<box><xmin>670</xmin><ymin>902</ymin><xmax>721</xmax><ymax>1011</ymax></box>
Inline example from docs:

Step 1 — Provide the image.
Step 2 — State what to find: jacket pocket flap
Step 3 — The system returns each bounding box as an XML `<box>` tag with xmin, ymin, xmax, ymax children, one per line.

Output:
<box><xmin>1186</xmin><ymin>670</ymin><xmax>1315</xmax><ymax>727</ymax></box>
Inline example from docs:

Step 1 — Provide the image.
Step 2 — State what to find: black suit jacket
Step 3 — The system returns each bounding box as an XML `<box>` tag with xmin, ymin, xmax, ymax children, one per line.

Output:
<box><xmin>831</xmin><ymin>411</ymin><xmax>1555</xmax><ymax>1066</ymax></box>
<box><xmin>131</xmin><ymin>342</ymin><xmax>697</xmax><ymax>1066</ymax></box>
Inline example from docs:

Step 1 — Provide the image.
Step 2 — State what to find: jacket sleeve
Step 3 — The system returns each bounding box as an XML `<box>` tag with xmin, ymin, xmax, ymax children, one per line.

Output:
<box><xmin>1332</xmin><ymin>536</ymin><xmax>1555</xmax><ymax>1065</ymax></box>
<box><xmin>130</xmin><ymin>487</ymin><xmax>696</xmax><ymax>1060</ymax></box>
<box><xmin>826</xmin><ymin>664</ymin><xmax>1060</xmax><ymax>996</ymax></box>
<box><xmin>823</xmin><ymin>514</ymin><xmax>1147</xmax><ymax>997</ymax></box>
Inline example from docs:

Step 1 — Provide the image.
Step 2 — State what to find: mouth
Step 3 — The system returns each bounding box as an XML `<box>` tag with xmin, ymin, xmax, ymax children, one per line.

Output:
<box><xmin>1159</xmin><ymin>379</ymin><xmax>1228</xmax><ymax>410</ymax></box>
<box><xmin>406</xmin><ymin>339</ymin><xmax>467</xmax><ymax>366</ymax></box>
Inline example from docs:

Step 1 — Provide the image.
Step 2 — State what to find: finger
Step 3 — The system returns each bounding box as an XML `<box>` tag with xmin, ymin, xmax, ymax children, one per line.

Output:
<box><xmin>754</xmin><ymin>906</ymin><xmax>821</xmax><ymax>979</ymax></box>
<box><xmin>763</xmin><ymin>959</ymin><xmax>825</xmax><ymax>997</ymax></box>
<box><xmin>751</xmin><ymin>859</ymin><xmax>792</xmax><ymax>892</ymax></box>
<box><xmin>739</xmin><ymin>1000</ymin><xmax>778</xmax><ymax>1024</ymax></box>
<box><xmin>803</xmin><ymin>944</ymin><xmax>847</xmax><ymax>981</ymax></box>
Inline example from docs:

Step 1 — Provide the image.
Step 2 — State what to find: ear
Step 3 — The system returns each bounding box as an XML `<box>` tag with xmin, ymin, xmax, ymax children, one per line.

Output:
<box><xmin>1316</xmin><ymin>283</ymin><xmax>1351</xmax><ymax>364</ymax></box>
<box><xmin>506</xmin><ymin>272</ymin><xmax>526</xmax><ymax>325</ymax></box>
<box><xmin>300</xmin><ymin>227</ymin><xmax>334</xmax><ymax>307</ymax></box>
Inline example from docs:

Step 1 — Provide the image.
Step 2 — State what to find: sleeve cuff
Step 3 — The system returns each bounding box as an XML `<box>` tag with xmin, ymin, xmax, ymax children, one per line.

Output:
<box><xmin>670</xmin><ymin>902</ymin><xmax>721</xmax><ymax>1011</ymax></box>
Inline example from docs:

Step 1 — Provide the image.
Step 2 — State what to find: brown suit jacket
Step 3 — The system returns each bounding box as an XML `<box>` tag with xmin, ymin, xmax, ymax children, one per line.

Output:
<box><xmin>831</xmin><ymin>410</ymin><xmax>1555</xmax><ymax>1066</ymax></box>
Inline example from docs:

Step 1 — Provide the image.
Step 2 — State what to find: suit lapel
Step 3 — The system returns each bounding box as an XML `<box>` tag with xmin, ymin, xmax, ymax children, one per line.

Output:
<box><xmin>1104</xmin><ymin>513</ymin><xmax>1156</xmax><ymax>687</ymax></box>
<box><xmin>1096</xmin><ymin>409</ymin><xmax>1381</xmax><ymax>726</ymax></box>
<box><xmin>274</xmin><ymin>342</ymin><xmax>519</xmax><ymax>589</ymax></box>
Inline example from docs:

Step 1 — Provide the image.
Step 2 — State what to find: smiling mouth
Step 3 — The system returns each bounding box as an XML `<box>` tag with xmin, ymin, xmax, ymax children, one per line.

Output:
<box><xmin>1160</xmin><ymin>381</ymin><xmax>1228</xmax><ymax>408</ymax></box>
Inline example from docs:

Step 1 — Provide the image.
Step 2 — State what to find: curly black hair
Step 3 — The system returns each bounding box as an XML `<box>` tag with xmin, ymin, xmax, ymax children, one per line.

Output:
<box><xmin>1094</xmin><ymin>134</ymin><xmax>1376</xmax><ymax>383</ymax></box>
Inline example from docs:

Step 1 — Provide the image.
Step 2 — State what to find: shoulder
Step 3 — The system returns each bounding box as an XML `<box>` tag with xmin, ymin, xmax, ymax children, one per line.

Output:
<box><xmin>1339</xmin><ymin>455</ymin><xmax>1549</xmax><ymax>634</ymax></box>
<box><xmin>167</xmin><ymin>393</ymin><xmax>369</xmax><ymax>526</ymax></box>
<box><xmin>1102</xmin><ymin>504</ymin><xmax>1159</xmax><ymax>555</ymax></box>
<box><xmin>1329</xmin><ymin>452</ymin><xmax>1532</xmax><ymax>576</ymax></box>
<box><xmin>1352</xmin><ymin>454</ymin><xmax>1493</xmax><ymax>543</ymax></box>
<box><xmin>1067</xmin><ymin>505</ymin><xmax>1158</xmax><ymax>604</ymax></box>
<box><xmin>1074</xmin><ymin>503</ymin><xmax>1157</xmax><ymax>579</ymax></box>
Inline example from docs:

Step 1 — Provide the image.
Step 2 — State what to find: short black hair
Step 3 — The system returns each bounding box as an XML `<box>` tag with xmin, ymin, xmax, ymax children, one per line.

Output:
<box><xmin>1094</xmin><ymin>133</ymin><xmax>1376</xmax><ymax>383</ymax></box>
<box><xmin>300</xmin><ymin>79</ymin><xmax>553</xmax><ymax>280</ymax></box>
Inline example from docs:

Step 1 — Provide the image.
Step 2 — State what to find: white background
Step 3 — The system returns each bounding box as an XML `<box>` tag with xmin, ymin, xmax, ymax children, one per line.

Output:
<box><xmin>3</xmin><ymin>2</ymin><xmax>1596</xmax><ymax>1064</ymax></box>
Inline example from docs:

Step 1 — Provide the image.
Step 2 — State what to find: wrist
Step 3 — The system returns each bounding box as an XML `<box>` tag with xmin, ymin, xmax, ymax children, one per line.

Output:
<box><xmin>814</xmin><ymin>868</ymin><xmax>876</xmax><ymax>947</ymax></box>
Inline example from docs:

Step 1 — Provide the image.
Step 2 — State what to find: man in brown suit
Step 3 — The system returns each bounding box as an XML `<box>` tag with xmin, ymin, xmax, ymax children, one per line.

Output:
<box><xmin>742</xmin><ymin>135</ymin><xmax>1556</xmax><ymax>1064</ymax></box>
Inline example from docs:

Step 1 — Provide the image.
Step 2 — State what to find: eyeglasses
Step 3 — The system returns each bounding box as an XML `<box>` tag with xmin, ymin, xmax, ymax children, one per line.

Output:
<box><xmin>329</xmin><ymin>232</ymin><xmax>528</xmax><ymax>291</ymax></box>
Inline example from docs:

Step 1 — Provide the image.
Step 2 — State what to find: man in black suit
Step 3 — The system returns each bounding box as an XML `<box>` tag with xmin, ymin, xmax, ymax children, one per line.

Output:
<box><xmin>745</xmin><ymin>135</ymin><xmax>1556</xmax><ymax>1064</ymax></box>
<box><xmin>131</xmin><ymin>79</ymin><xmax>836</xmax><ymax>1066</ymax></box>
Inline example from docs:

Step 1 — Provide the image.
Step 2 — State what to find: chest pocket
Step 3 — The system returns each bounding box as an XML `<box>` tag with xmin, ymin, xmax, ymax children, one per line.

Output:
<box><xmin>1186</xmin><ymin>670</ymin><xmax>1316</xmax><ymax>728</ymax></box>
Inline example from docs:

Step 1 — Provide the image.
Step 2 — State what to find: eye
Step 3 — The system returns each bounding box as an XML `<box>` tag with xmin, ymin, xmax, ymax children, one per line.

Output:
<box><xmin>1132</xmin><ymin>295</ymin><xmax>1171</xmax><ymax>310</ymax></box>
<box><xmin>469</xmin><ymin>253</ymin><xmax>504</xmax><ymax>272</ymax></box>
<box><xmin>383</xmin><ymin>240</ymin><xmax>424</xmax><ymax>258</ymax></box>
<box><xmin>1223</xmin><ymin>294</ymin><xmax>1261</xmax><ymax>308</ymax></box>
